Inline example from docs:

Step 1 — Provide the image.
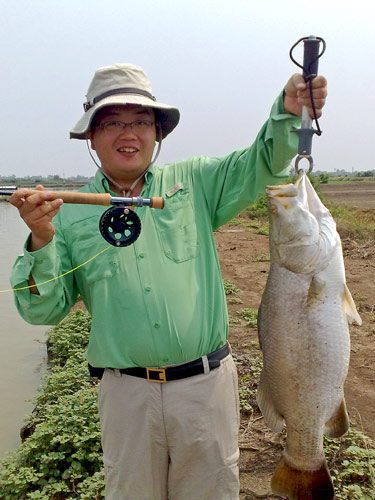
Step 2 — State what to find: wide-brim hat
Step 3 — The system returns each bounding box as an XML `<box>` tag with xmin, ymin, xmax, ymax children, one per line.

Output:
<box><xmin>70</xmin><ymin>63</ymin><xmax>180</xmax><ymax>140</ymax></box>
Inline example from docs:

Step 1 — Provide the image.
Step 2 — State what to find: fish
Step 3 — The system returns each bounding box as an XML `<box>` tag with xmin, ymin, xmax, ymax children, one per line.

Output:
<box><xmin>256</xmin><ymin>172</ymin><xmax>362</xmax><ymax>500</ymax></box>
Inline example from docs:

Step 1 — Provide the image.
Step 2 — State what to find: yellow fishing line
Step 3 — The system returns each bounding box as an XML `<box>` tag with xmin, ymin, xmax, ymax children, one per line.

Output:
<box><xmin>0</xmin><ymin>246</ymin><xmax>112</xmax><ymax>293</ymax></box>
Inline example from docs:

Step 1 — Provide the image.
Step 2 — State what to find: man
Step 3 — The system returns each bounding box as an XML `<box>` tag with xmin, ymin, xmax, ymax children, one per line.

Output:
<box><xmin>9</xmin><ymin>63</ymin><xmax>327</xmax><ymax>500</ymax></box>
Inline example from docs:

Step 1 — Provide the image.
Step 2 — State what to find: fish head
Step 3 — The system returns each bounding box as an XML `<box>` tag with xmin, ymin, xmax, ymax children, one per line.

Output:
<box><xmin>267</xmin><ymin>174</ymin><xmax>330</xmax><ymax>273</ymax></box>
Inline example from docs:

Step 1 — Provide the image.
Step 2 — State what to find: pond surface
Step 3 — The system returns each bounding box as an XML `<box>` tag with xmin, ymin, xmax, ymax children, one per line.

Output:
<box><xmin>0</xmin><ymin>202</ymin><xmax>47</xmax><ymax>458</ymax></box>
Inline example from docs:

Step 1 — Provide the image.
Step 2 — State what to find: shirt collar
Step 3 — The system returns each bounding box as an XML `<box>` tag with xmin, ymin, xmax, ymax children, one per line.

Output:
<box><xmin>144</xmin><ymin>164</ymin><xmax>155</xmax><ymax>184</ymax></box>
<box><xmin>93</xmin><ymin>165</ymin><xmax>155</xmax><ymax>194</ymax></box>
<box><xmin>92</xmin><ymin>169</ymin><xmax>111</xmax><ymax>193</ymax></box>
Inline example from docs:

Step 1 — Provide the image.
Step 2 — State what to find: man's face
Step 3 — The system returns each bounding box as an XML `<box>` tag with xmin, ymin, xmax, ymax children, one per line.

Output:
<box><xmin>89</xmin><ymin>105</ymin><xmax>157</xmax><ymax>184</ymax></box>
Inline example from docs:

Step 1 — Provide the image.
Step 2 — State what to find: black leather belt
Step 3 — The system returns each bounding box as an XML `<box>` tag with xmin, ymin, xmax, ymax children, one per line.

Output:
<box><xmin>106</xmin><ymin>342</ymin><xmax>230</xmax><ymax>383</ymax></box>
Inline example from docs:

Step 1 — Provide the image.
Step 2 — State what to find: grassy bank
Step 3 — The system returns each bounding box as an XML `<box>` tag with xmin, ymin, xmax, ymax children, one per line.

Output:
<box><xmin>0</xmin><ymin>311</ymin><xmax>105</xmax><ymax>500</ymax></box>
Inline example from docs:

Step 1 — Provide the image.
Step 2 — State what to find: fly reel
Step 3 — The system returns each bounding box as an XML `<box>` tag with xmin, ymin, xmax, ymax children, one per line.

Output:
<box><xmin>99</xmin><ymin>207</ymin><xmax>142</xmax><ymax>247</ymax></box>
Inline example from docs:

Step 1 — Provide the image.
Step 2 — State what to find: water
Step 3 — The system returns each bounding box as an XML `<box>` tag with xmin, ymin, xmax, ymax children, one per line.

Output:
<box><xmin>0</xmin><ymin>202</ymin><xmax>47</xmax><ymax>458</ymax></box>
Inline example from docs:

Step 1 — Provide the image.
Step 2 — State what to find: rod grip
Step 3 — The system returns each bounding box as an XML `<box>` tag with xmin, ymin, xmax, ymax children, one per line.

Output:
<box><xmin>149</xmin><ymin>197</ymin><xmax>164</xmax><ymax>209</ymax></box>
<box><xmin>24</xmin><ymin>190</ymin><xmax>111</xmax><ymax>206</ymax></box>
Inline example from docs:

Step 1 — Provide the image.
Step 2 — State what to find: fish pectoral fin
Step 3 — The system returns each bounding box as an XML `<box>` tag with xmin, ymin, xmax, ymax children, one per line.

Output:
<box><xmin>324</xmin><ymin>398</ymin><xmax>350</xmax><ymax>438</ymax></box>
<box><xmin>307</xmin><ymin>276</ymin><xmax>326</xmax><ymax>307</ymax></box>
<box><xmin>256</xmin><ymin>375</ymin><xmax>284</xmax><ymax>433</ymax></box>
<box><xmin>342</xmin><ymin>284</ymin><xmax>362</xmax><ymax>325</ymax></box>
<box><xmin>271</xmin><ymin>456</ymin><xmax>334</xmax><ymax>500</ymax></box>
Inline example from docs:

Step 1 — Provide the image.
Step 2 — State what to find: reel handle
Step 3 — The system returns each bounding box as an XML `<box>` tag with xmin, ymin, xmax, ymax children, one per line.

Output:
<box><xmin>18</xmin><ymin>190</ymin><xmax>164</xmax><ymax>209</ymax></box>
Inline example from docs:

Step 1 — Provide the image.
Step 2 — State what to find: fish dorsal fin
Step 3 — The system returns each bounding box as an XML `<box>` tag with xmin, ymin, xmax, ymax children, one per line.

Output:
<box><xmin>307</xmin><ymin>276</ymin><xmax>326</xmax><ymax>308</ymax></box>
<box><xmin>343</xmin><ymin>284</ymin><xmax>362</xmax><ymax>325</ymax></box>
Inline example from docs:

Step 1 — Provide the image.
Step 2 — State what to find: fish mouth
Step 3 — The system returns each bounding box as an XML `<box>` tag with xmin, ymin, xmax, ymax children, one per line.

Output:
<box><xmin>268</xmin><ymin>197</ymin><xmax>296</xmax><ymax>212</ymax></box>
<box><xmin>266</xmin><ymin>173</ymin><xmax>306</xmax><ymax>200</ymax></box>
<box><xmin>267</xmin><ymin>184</ymin><xmax>298</xmax><ymax>199</ymax></box>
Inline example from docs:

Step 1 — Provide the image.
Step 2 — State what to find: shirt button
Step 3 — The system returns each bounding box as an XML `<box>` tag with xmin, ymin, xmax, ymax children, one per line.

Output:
<box><xmin>139</xmin><ymin>253</ymin><xmax>145</xmax><ymax>258</ymax></box>
<box><xmin>154</xmin><ymin>322</ymin><xmax>160</xmax><ymax>329</ymax></box>
<box><xmin>145</xmin><ymin>286</ymin><xmax>151</xmax><ymax>292</ymax></box>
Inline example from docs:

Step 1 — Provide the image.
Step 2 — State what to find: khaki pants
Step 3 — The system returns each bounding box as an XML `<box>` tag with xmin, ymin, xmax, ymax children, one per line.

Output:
<box><xmin>98</xmin><ymin>354</ymin><xmax>240</xmax><ymax>500</ymax></box>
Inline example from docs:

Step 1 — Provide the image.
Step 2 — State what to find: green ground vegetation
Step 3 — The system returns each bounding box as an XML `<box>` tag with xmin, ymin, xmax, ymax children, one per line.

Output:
<box><xmin>326</xmin><ymin>200</ymin><xmax>375</xmax><ymax>242</ymax></box>
<box><xmin>323</xmin><ymin>173</ymin><xmax>375</xmax><ymax>183</ymax></box>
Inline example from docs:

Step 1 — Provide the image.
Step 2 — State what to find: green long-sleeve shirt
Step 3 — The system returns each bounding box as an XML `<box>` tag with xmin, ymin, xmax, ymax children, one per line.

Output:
<box><xmin>11</xmin><ymin>93</ymin><xmax>300</xmax><ymax>368</ymax></box>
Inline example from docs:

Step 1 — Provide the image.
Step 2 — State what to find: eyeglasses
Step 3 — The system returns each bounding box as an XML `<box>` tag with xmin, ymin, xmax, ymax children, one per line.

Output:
<box><xmin>98</xmin><ymin>119</ymin><xmax>155</xmax><ymax>134</ymax></box>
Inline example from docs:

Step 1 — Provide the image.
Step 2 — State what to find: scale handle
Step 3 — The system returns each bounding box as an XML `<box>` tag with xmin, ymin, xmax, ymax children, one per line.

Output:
<box><xmin>5</xmin><ymin>189</ymin><xmax>165</xmax><ymax>209</ymax></box>
<box><xmin>294</xmin><ymin>36</ymin><xmax>323</xmax><ymax>157</ymax></box>
<box><xmin>301</xmin><ymin>35</ymin><xmax>321</xmax><ymax>129</ymax></box>
<box><xmin>302</xmin><ymin>36</ymin><xmax>321</xmax><ymax>81</ymax></box>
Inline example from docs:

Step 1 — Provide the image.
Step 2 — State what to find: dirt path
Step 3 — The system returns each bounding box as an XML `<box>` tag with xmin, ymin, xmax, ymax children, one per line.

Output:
<box><xmin>215</xmin><ymin>205</ymin><xmax>375</xmax><ymax>498</ymax></box>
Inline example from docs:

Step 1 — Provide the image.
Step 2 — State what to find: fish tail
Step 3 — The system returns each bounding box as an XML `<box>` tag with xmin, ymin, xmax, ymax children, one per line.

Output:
<box><xmin>271</xmin><ymin>456</ymin><xmax>334</xmax><ymax>500</ymax></box>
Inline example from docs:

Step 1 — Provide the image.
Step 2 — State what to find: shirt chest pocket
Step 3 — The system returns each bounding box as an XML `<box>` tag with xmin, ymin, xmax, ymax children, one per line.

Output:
<box><xmin>152</xmin><ymin>187</ymin><xmax>198</xmax><ymax>263</ymax></box>
<box><xmin>65</xmin><ymin>215</ymin><xmax>120</xmax><ymax>284</ymax></box>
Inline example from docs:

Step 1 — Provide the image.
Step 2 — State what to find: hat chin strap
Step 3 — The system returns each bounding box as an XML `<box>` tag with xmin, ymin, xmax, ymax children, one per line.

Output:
<box><xmin>85</xmin><ymin>128</ymin><xmax>162</xmax><ymax>197</ymax></box>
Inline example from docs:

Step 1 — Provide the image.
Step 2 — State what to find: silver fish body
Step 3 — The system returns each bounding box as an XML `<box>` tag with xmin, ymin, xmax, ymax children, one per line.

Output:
<box><xmin>256</xmin><ymin>173</ymin><xmax>361</xmax><ymax>500</ymax></box>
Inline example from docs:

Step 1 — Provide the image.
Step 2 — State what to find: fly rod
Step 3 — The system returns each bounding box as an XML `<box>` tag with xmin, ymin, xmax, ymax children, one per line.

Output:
<box><xmin>0</xmin><ymin>188</ymin><xmax>165</xmax><ymax>247</ymax></box>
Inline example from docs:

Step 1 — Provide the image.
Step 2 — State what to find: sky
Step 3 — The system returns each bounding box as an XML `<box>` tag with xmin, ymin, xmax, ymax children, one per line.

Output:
<box><xmin>1</xmin><ymin>0</ymin><xmax>374</xmax><ymax>178</ymax></box>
